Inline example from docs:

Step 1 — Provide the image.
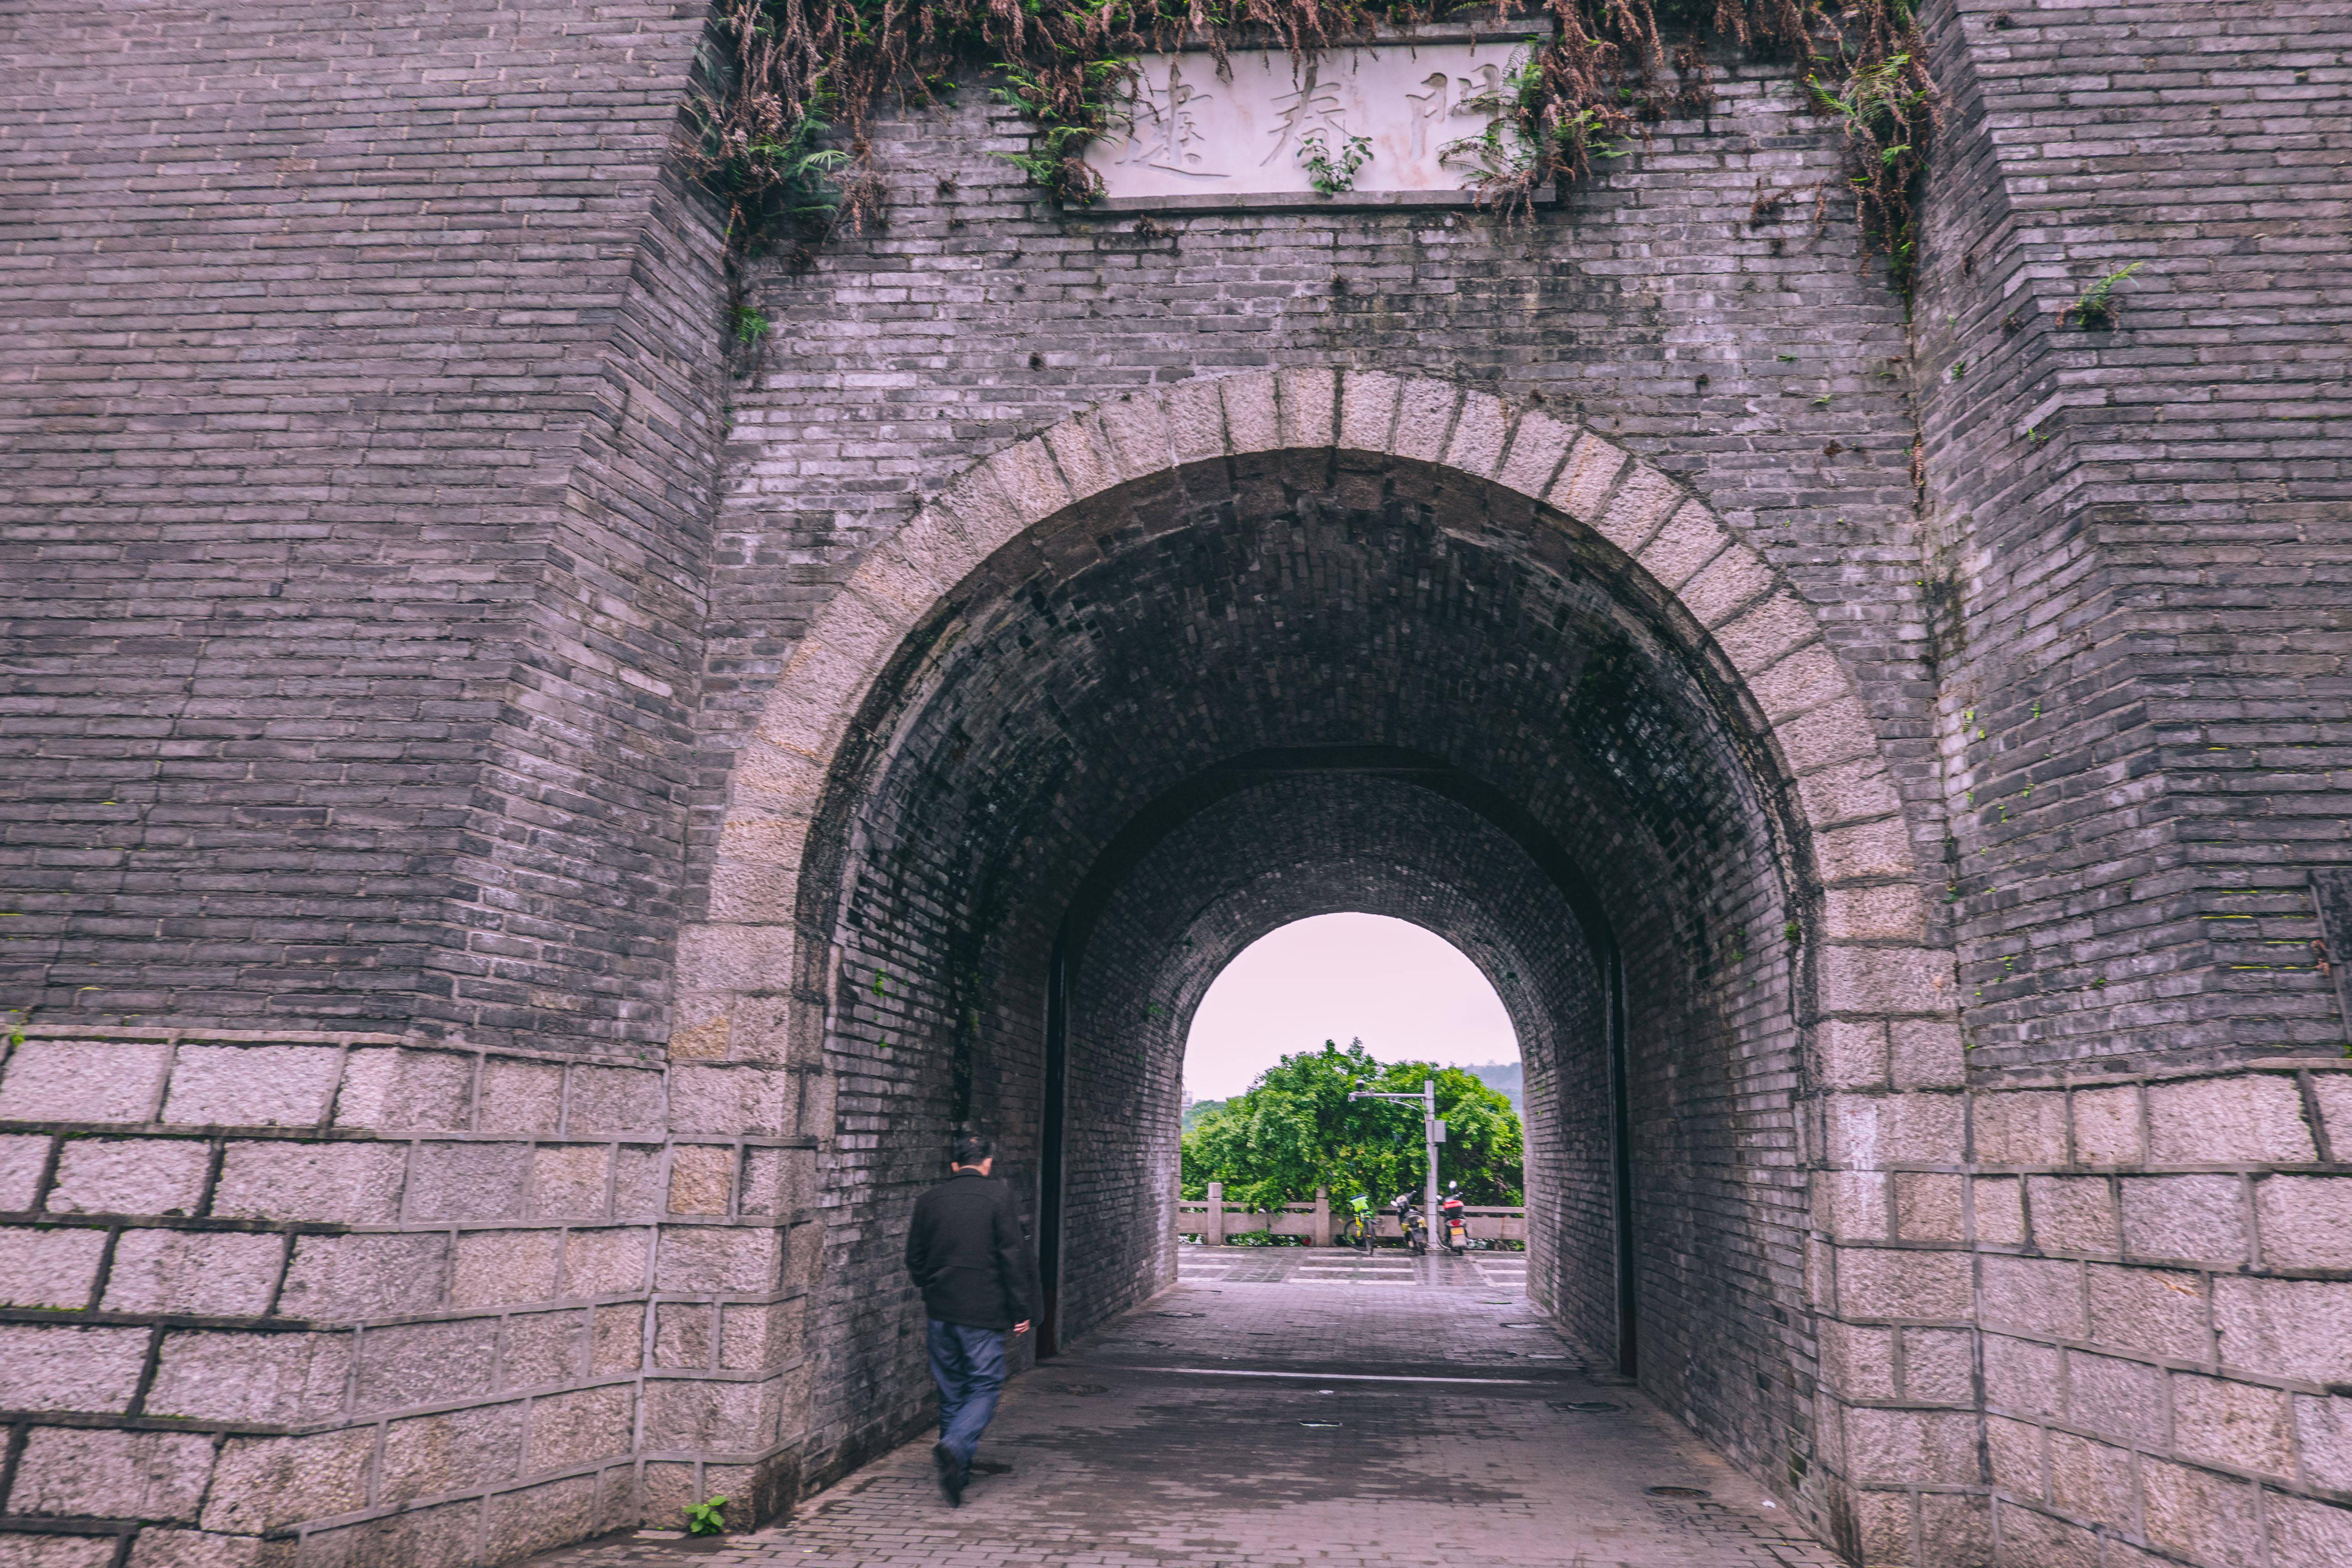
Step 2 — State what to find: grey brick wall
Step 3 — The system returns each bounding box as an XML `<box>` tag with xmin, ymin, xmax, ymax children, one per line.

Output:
<box><xmin>0</xmin><ymin>0</ymin><xmax>729</xmax><ymax>1055</ymax></box>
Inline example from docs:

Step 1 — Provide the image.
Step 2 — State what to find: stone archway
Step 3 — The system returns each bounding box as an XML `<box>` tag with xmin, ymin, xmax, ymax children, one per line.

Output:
<box><xmin>682</xmin><ymin>369</ymin><xmax>1966</xmax><ymax>1560</ymax></box>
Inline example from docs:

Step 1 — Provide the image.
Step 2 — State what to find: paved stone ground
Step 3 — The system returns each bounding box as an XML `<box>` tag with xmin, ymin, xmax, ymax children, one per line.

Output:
<box><xmin>541</xmin><ymin>1246</ymin><xmax>1840</xmax><ymax>1568</ymax></box>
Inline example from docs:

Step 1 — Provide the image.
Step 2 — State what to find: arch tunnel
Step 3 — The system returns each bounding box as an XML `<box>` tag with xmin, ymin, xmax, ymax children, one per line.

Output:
<box><xmin>686</xmin><ymin>372</ymin><xmax>1954</xmax><ymax>1535</ymax></box>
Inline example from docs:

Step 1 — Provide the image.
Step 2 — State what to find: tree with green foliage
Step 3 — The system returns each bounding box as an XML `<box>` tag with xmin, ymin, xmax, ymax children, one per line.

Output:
<box><xmin>1179</xmin><ymin>1039</ymin><xmax>1523</xmax><ymax>1214</ymax></box>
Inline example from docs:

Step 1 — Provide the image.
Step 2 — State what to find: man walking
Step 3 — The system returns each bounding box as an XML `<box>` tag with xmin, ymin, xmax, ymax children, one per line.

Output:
<box><xmin>904</xmin><ymin>1130</ymin><xmax>1033</xmax><ymax>1505</ymax></box>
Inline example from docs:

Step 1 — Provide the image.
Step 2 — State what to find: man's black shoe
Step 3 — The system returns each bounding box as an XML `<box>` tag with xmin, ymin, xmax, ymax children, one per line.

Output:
<box><xmin>933</xmin><ymin>1442</ymin><xmax>964</xmax><ymax>1506</ymax></box>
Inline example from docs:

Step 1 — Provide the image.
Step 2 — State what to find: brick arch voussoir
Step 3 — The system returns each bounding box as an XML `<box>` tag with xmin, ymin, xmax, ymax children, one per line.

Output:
<box><xmin>695</xmin><ymin>367</ymin><xmax>1954</xmax><ymax>1076</ymax></box>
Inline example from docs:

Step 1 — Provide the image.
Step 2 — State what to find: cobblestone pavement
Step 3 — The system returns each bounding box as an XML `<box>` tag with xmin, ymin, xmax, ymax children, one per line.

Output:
<box><xmin>540</xmin><ymin>1246</ymin><xmax>1841</xmax><ymax>1568</ymax></box>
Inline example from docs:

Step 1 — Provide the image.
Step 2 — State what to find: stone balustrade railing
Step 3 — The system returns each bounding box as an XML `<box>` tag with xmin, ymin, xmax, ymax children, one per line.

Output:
<box><xmin>1175</xmin><ymin>1181</ymin><xmax>1527</xmax><ymax>1247</ymax></box>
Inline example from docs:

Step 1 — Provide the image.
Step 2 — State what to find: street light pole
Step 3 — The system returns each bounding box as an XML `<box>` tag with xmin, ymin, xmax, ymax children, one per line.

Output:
<box><xmin>1349</xmin><ymin>1076</ymin><xmax>1443</xmax><ymax>1242</ymax></box>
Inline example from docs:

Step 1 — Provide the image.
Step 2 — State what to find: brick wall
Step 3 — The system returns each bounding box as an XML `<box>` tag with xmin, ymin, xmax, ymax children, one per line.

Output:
<box><xmin>0</xmin><ymin>0</ymin><xmax>730</xmax><ymax>1054</ymax></box>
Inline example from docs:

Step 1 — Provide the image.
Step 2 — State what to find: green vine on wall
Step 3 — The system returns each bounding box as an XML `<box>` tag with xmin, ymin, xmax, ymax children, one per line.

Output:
<box><xmin>677</xmin><ymin>0</ymin><xmax>1934</xmax><ymax>291</ymax></box>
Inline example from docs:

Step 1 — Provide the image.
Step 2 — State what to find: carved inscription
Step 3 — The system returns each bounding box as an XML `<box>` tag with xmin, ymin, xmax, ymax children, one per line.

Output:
<box><xmin>1083</xmin><ymin>38</ymin><xmax>1536</xmax><ymax>204</ymax></box>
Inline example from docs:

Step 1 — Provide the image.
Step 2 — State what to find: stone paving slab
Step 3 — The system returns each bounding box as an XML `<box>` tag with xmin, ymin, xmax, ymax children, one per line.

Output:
<box><xmin>541</xmin><ymin>1249</ymin><xmax>1839</xmax><ymax>1568</ymax></box>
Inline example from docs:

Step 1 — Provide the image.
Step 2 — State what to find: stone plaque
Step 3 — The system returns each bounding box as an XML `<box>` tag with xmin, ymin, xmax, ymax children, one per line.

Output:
<box><xmin>1083</xmin><ymin>34</ymin><xmax>1545</xmax><ymax>209</ymax></box>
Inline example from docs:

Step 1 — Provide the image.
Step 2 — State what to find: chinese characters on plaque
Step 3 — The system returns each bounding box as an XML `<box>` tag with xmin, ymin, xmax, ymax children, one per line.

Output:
<box><xmin>1082</xmin><ymin>38</ymin><xmax>1536</xmax><ymax>204</ymax></box>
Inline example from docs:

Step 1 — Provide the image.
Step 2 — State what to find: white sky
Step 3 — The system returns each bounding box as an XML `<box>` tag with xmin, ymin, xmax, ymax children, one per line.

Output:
<box><xmin>1181</xmin><ymin>912</ymin><xmax>1519</xmax><ymax>1101</ymax></box>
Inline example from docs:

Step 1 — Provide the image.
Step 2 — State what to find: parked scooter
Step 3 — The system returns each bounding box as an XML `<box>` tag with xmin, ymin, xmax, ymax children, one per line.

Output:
<box><xmin>1439</xmin><ymin>1183</ymin><xmax>1469</xmax><ymax>1252</ymax></box>
<box><xmin>1391</xmin><ymin>1192</ymin><xmax>1429</xmax><ymax>1254</ymax></box>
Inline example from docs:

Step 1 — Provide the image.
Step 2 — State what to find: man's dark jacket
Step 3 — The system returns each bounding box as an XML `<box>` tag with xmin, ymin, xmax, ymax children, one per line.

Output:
<box><xmin>904</xmin><ymin>1170</ymin><xmax>1036</xmax><ymax>1331</ymax></box>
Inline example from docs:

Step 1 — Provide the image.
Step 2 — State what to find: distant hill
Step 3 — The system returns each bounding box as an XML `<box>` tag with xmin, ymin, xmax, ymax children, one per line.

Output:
<box><xmin>1182</xmin><ymin>1097</ymin><xmax>1226</xmax><ymax>1133</ymax></box>
<box><xmin>1458</xmin><ymin>1060</ymin><xmax>1522</xmax><ymax>1110</ymax></box>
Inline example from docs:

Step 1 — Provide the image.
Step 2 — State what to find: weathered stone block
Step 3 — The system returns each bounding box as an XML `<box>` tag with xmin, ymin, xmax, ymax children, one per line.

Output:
<box><xmin>1986</xmin><ymin>1414</ymin><xmax>2043</xmax><ymax>1495</ymax></box>
<box><xmin>655</xmin><ymin>1302</ymin><xmax>713</xmax><ymax>1369</ymax></box>
<box><xmin>667</xmin><ymin>1145</ymin><xmax>734</xmax><ymax>1216</ymax></box>
<box><xmin>1545</xmin><ymin>432</ymin><xmax>1625</xmax><ymax>527</ymax></box>
<box><xmin>214</xmin><ymin>1142</ymin><xmax>406</xmax><ymax>1224</ymax></box>
<box><xmin>2254</xmin><ymin>1175</ymin><xmax>2352</xmax><ymax>1270</ymax></box>
<box><xmin>2146</xmin><ymin>1074</ymin><xmax>2316</xmax><ymax>1166</ymax></box>
<box><xmin>380</xmin><ymin>1400</ymin><xmax>523</xmax><ymax>1506</ymax></box>
<box><xmin>1438</xmin><ymin>388</ymin><xmax>1506</xmax><ymax>478</ymax></box>
<box><xmin>2058</xmin><ymin>1353</ymin><xmax>2161</xmax><ymax>1450</ymax></box>
<box><xmin>1818</xmin><ymin>1019</ymin><xmax>1888</xmax><ymax>1090</ymax></box>
<box><xmin>740</xmin><ymin>1147</ymin><xmax>815</xmax><ymax>1217</ymax></box>
<box><xmin>102</xmin><ymin>1229</ymin><xmax>284</xmax><ymax>1317</ymax></box>
<box><xmin>202</xmin><ymin>1429</ymin><xmax>375</xmax><ymax>1534</ymax></box>
<box><xmin>1973</xmin><ymin>1091</ymin><xmax>2068</xmax><ymax>1167</ymax></box>
<box><xmin>1974</xmin><ymin>1176</ymin><xmax>2025</xmax><ymax>1246</ymax></box>
<box><xmin>655</xmin><ymin>1225</ymin><xmax>781</xmax><ymax>1294</ymax></box>
<box><xmin>589</xmin><ymin>1303</ymin><xmax>644</xmax><ymax>1376</ymax></box>
<box><xmin>145</xmin><ymin>1330</ymin><xmax>349</xmax><ymax>1423</ymax></box>
<box><xmin>0</xmin><ymin>1133</ymin><xmax>47</xmax><ymax>1209</ymax></box>
<box><xmin>162</xmin><ymin>1046</ymin><xmax>339</xmax><ymax>1128</ymax></box>
<box><xmin>1335</xmin><ymin>370</ymin><xmax>1399</xmax><ymax>454</ymax></box>
<box><xmin>477</xmin><ymin>1058</ymin><xmax>563</xmax><ymax>1134</ymax></box>
<box><xmin>2293</xmin><ymin>1392</ymin><xmax>2352</xmax><ymax>1493</ymax></box>
<box><xmin>641</xmin><ymin>1376</ymin><xmax>777</xmax><ymax>1450</ymax></box>
<box><xmin>1893</xmin><ymin>1172</ymin><xmax>1965</xmax><ymax>1242</ymax></box>
<box><xmin>406</xmin><ymin>1142</ymin><xmax>530</xmax><ymax>1222</ymax></box>
<box><xmin>1632</xmin><ymin>502</ymin><xmax>1729</xmax><ymax>594</ymax></box>
<box><xmin>451</xmin><ymin>1230</ymin><xmax>562</xmax><ymax>1310</ymax></box>
<box><xmin>0</xmin><ymin>1537</ymin><xmax>118</xmax><ymax>1568</ymax></box>
<box><xmin>331</xmin><ymin>1048</ymin><xmax>472</xmax><ymax>1133</ymax></box>
<box><xmin>564</xmin><ymin>1066</ymin><xmax>665</xmax><ymax>1136</ymax></box>
<box><xmin>1902</xmin><ymin>1326</ymin><xmax>1975</xmax><ymax>1404</ymax></box>
<box><xmin>500</xmin><ymin>1309</ymin><xmax>589</xmax><ymax>1391</ymax></box>
<box><xmin>47</xmin><ymin>1138</ymin><xmax>210</xmax><ymax>1216</ymax></box>
<box><xmin>1980</xmin><ymin>1255</ymin><xmax>2086</xmax><ymax>1340</ymax></box>
<box><xmin>1891</xmin><ymin>1020</ymin><xmax>1966</xmax><ymax>1091</ymax></box>
<box><xmin>1385</xmin><ymin>378</ymin><xmax>1456</xmax><ymax>465</ymax></box>
<box><xmin>2070</xmin><ymin>1086</ymin><xmax>2143</xmax><ymax>1167</ymax></box>
<box><xmin>668</xmin><ymin>1065</ymin><xmax>789</xmax><ymax>1137</ymax></box>
<box><xmin>278</xmin><ymin>1233</ymin><xmax>446</xmax><ymax>1321</ymax></box>
<box><xmin>12</xmin><ymin>1427</ymin><xmax>216</xmax><ymax>1521</ymax></box>
<box><xmin>2171</xmin><ymin>1372</ymin><xmax>2292</xmax><ymax>1477</ymax></box>
<box><xmin>1982</xmin><ymin>1334</ymin><xmax>2061</xmax><ymax>1418</ymax></box>
<box><xmin>1825</xmin><ymin>1091</ymin><xmax>1964</xmax><ymax>1167</ymax></box>
<box><xmin>720</xmin><ymin>1299</ymin><xmax>801</xmax><ymax>1373</ymax></box>
<box><xmin>2027</xmin><ymin>1176</ymin><xmax>2117</xmax><ymax>1256</ymax></box>
<box><xmin>1837</xmin><ymin>1246</ymin><xmax>1972</xmax><ymax>1320</ymax></box>
<box><xmin>2212</xmin><ymin>1277</ymin><xmax>2352</xmax><ymax>1384</ymax></box>
<box><xmin>1819</xmin><ymin>1169</ymin><xmax>1888</xmax><ymax>1240</ymax></box>
<box><xmin>2047</xmin><ymin>1432</ymin><xmax>2138</xmax><ymax>1536</ymax></box>
<box><xmin>1493</xmin><ymin>410</ymin><xmax>1576</xmax><ymax>499</ymax></box>
<box><xmin>0</xmin><ymin>1041</ymin><xmax>170</xmax><ymax>1123</ymax></box>
<box><xmin>525</xmin><ymin>1384</ymin><xmax>634</xmax><ymax>1472</ymax></box>
<box><xmin>561</xmin><ymin>1227</ymin><xmax>652</xmax><ymax>1297</ymax></box>
<box><xmin>2267</xmin><ymin>1492</ymin><xmax>2352</xmax><ymax>1568</ymax></box>
<box><xmin>1843</xmin><ymin>1407</ymin><xmax>1978</xmax><ymax>1485</ymax></box>
<box><xmin>613</xmin><ymin>1147</ymin><xmax>666</xmax><ymax>1220</ymax></box>
<box><xmin>0</xmin><ymin>1224</ymin><xmax>107</xmax><ymax>1309</ymax></box>
<box><xmin>484</xmin><ymin>1475</ymin><xmax>598</xmax><ymax>1563</ymax></box>
<box><xmin>2085</xmin><ymin>1264</ymin><xmax>2209</xmax><ymax>1362</ymax></box>
<box><xmin>1991</xmin><ymin>1500</ymin><xmax>2102</xmax><ymax>1568</ymax></box>
<box><xmin>1818</xmin><ymin>945</ymin><xmax>1952</xmax><ymax>1019</ymax></box>
<box><xmin>2140</xmin><ymin>1457</ymin><xmax>2261</xmax><ymax>1568</ymax></box>
<box><xmin>129</xmin><ymin>1529</ymin><xmax>292</xmax><ymax>1568</ymax></box>
<box><xmin>2120</xmin><ymin>1175</ymin><xmax>2247</xmax><ymax>1266</ymax></box>
<box><xmin>286</xmin><ymin>1500</ymin><xmax>478</xmax><ymax>1568</ymax></box>
<box><xmin>530</xmin><ymin>1144</ymin><xmax>612</xmax><ymax>1221</ymax></box>
<box><xmin>352</xmin><ymin>1320</ymin><xmax>499</xmax><ymax>1414</ymax></box>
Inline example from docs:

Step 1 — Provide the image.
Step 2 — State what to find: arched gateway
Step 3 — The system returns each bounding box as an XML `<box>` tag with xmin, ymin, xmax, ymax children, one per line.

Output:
<box><xmin>5</xmin><ymin>5</ymin><xmax>2350</xmax><ymax>1566</ymax></box>
<box><xmin>680</xmin><ymin>369</ymin><xmax>1965</xmax><ymax>1555</ymax></box>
